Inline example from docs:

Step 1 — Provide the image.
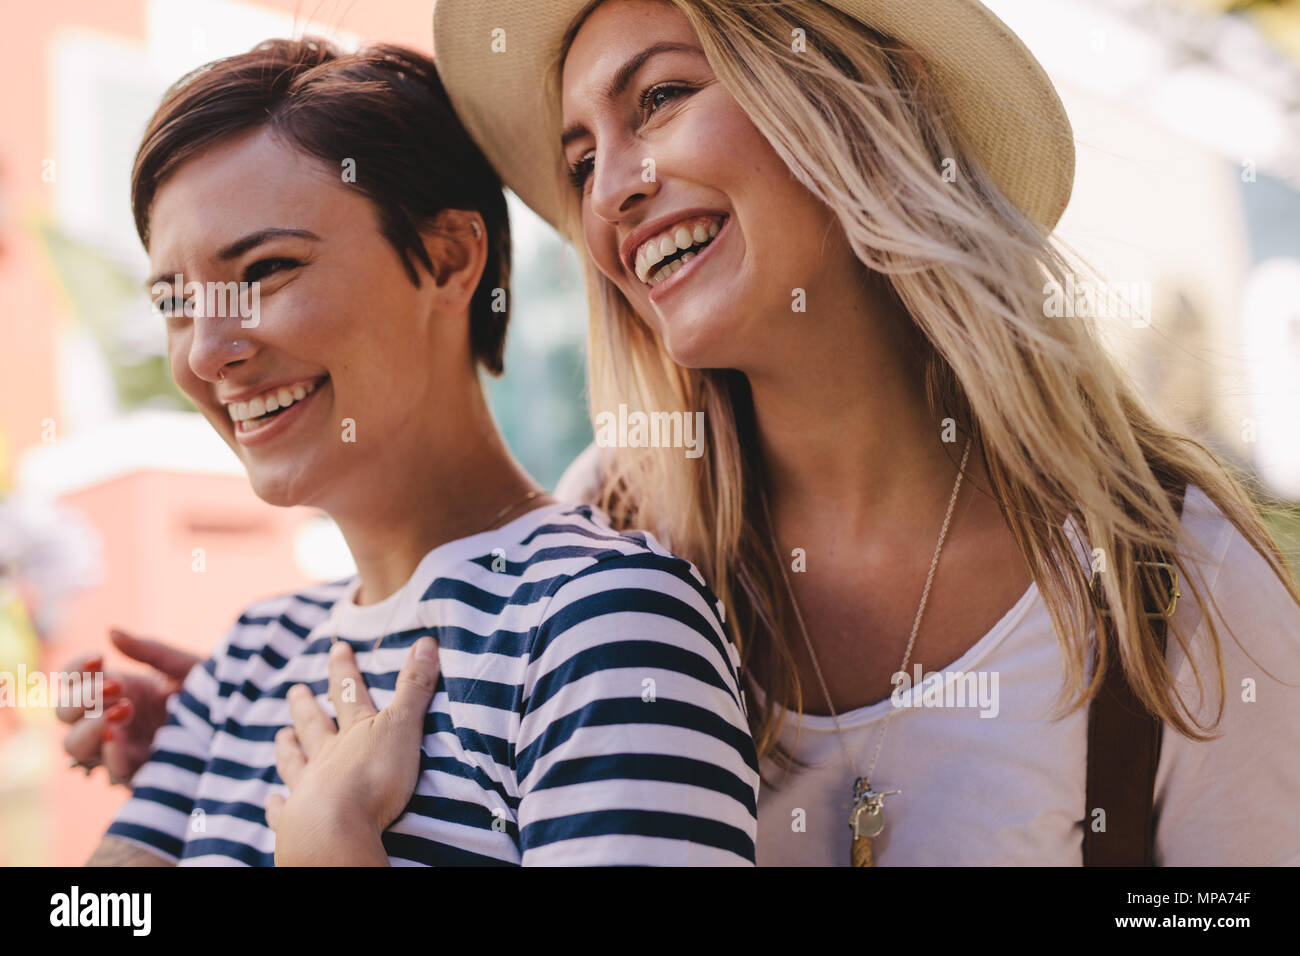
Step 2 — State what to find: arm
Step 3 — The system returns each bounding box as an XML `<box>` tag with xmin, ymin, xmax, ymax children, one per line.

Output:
<box><xmin>516</xmin><ymin>551</ymin><xmax>760</xmax><ymax>865</ymax></box>
<box><xmin>98</xmin><ymin>643</ymin><xmax>225</xmax><ymax>864</ymax></box>
<box><xmin>86</xmin><ymin>835</ymin><xmax>174</xmax><ymax>867</ymax></box>
<box><xmin>1154</xmin><ymin>507</ymin><xmax>1300</xmax><ymax>865</ymax></box>
<box><xmin>270</xmin><ymin>802</ymin><xmax>390</xmax><ymax>867</ymax></box>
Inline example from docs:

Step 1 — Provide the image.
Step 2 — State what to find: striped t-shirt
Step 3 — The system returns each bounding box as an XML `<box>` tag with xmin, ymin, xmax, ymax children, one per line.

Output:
<box><xmin>107</xmin><ymin>502</ymin><xmax>758</xmax><ymax>865</ymax></box>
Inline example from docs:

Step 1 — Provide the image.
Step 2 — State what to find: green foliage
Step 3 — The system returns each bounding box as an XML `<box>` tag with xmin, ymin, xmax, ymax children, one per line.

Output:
<box><xmin>37</xmin><ymin>220</ymin><xmax>190</xmax><ymax>412</ymax></box>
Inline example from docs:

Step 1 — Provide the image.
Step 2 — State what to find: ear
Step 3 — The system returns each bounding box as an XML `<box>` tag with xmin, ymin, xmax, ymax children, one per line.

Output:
<box><xmin>419</xmin><ymin>208</ymin><xmax>488</xmax><ymax>311</ymax></box>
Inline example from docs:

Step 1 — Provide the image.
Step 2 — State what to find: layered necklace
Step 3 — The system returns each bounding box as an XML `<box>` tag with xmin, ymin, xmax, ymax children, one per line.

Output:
<box><xmin>764</xmin><ymin>439</ymin><xmax>971</xmax><ymax>866</ymax></box>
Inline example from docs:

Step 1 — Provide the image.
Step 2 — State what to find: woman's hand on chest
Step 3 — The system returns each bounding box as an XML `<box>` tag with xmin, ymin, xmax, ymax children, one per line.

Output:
<box><xmin>263</xmin><ymin>637</ymin><xmax>441</xmax><ymax>865</ymax></box>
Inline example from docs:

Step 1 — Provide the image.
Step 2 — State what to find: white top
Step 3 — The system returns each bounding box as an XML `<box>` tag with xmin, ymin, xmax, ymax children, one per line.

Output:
<box><xmin>555</xmin><ymin>455</ymin><xmax>1300</xmax><ymax>865</ymax></box>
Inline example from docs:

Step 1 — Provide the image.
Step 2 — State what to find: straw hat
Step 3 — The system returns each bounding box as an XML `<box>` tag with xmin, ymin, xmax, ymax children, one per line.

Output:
<box><xmin>433</xmin><ymin>0</ymin><xmax>1075</xmax><ymax>233</ymax></box>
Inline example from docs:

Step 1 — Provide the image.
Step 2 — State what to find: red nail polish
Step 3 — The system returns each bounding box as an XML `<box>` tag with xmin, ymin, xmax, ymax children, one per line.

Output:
<box><xmin>103</xmin><ymin>726</ymin><xmax>116</xmax><ymax>743</ymax></box>
<box><xmin>102</xmin><ymin>678</ymin><xmax>123</xmax><ymax>696</ymax></box>
<box><xmin>105</xmin><ymin>701</ymin><xmax>131</xmax><ymax>722</ymax></box>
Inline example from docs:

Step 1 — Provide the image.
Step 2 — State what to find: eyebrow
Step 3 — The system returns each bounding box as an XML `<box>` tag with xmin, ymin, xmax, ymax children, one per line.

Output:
<box><xmin>145</xmin><ymin>227</ymin><xmax>321</xmax><ymax>289</ymax></box>
<box><xmin>560</xmin><ymin>41</ymin><xmax>706</xmax><ymax>150</ymax></box>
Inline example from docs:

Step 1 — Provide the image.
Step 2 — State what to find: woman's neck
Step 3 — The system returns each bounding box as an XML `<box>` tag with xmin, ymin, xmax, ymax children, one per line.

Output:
<box><xmin>746</xmin><ymin>271</ymin><xmax>961</xmax><ymax>537</ymax></box>
<box><xmin>323</xmin><ymin>382</ymin><xmax>541</xmax><ymax>606</ymax></box>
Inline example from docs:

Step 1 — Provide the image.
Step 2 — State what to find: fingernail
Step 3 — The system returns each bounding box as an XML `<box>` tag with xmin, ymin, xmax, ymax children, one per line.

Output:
<box><xmin>102</xmin><ymin>678</ymin><xmax>122</xmax><ymax>696</ymax></box>
<box><xmin>85</xmin><ymin>655</ymin><xmax>103</xmax><ymax>670</ymax></box>
<box><xmin>105</xmin><ymin>701</ymin><xmax>131</xmax><ymax>722</ymax></box>
<box><xmin>103</xmin><ymin>727</ymin><xmax>116</xmax><ymax>743</ymax></box>
<box><xmin>415</xmin><ymin>638</ymin><xmax>438</xmax><ymax>663</ymax></box>
<box><xmin>330</xmin><ymin>640</ymin><xmax>350</xmax><ymax>658</ymax></box>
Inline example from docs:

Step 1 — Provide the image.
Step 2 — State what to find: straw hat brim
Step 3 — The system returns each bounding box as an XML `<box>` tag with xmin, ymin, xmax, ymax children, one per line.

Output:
<box><xmin>433</xmin><ymin>0</ymin><xmax>1074</xmax><ymax>234</ymax></box>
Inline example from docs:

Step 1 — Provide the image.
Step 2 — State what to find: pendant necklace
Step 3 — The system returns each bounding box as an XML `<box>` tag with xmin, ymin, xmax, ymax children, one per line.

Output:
<box><xmin>764</xmin><ymin>439</ymin><xmax>970</xmax><ymax>866</ymax></box>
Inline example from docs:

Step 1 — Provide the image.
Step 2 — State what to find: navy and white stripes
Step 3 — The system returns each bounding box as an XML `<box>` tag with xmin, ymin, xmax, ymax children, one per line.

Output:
<box><xmin>107</xmin><ymin>503</ymin><xmax>758</xmax><ymax>865</ymax></box>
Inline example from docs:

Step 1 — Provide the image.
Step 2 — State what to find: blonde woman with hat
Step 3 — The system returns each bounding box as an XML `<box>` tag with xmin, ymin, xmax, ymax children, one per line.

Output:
<box><xmin>429</xmin><ymin>0</ymin><xmax>1300</xmax><ymax>866</ymax></box>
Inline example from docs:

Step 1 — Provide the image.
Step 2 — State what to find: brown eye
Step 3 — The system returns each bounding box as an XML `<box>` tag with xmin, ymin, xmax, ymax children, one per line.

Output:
<box><xmin>639</xmin><ymin>83</ymin><xmax>693</xmax><ymax>114</ymax></box>
<box><xmin>154</xmin><ymin>293</ymin><xmax>191</xmax><ymax>318</ymax></box>
<box><xmin>567</xmin><ymin>154</ymin><xmax>595</xmax><ymax>191</ymax></box>
<box><xmin>243</xmin><ymin>257</ymin><xmax>299</xmax><ymax>283</ymax></box>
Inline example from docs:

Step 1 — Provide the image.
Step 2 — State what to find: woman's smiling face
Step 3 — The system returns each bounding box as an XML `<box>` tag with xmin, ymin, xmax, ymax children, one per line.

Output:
<box><xmin>147</xmin><ymin>125</ymin><xmax>451</xmax><ymax>510</ymax></box>
<box><xmin>560</xmin><ymin>0</ymin><xmax>851</xmax><ymax>370</ymax></box>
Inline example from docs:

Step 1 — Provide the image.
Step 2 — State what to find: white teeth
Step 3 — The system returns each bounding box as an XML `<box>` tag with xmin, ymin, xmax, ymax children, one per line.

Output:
<box><xmin>225</xmin><ymin>378</ymin><xmax>321</xmax><ymax>423</ymax></box>
<box><xmin>633</xmin><ymin>216</ymin><xmax>726</xmax><ymax>284</ymax></box>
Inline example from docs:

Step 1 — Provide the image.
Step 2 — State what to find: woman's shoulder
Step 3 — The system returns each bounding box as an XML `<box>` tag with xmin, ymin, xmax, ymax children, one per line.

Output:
<box><xmin>218</xmin><ymin>578</ymin><xmax>355</xmax><ymax>649</ymax></box>
<box><xmin>236</xmin><ymin>577</ymin><xmax>355</xmax><ymax>620</ymax></box>
<box><xmin>519</xmin><ymin>504</ymin><xmax>745</xmax><ymax>713</ymax></box>
<box><xmin>533</xmin><ymin>501</ymin><xmax>723</xmax><ymax>618</ymax></box>
<box><xmin>519</xmin><ymin>501</ymin><xmax>736</xmax><ymax>661</ymax></box>
<box><xmin>1174</xmin><ymin>484</ymin><xmax>1299</xmax><ymax>635</ymax></box>
<box><xmin>1165</xmin><ymin>483</ymin><xmax>1300</xmax><ymax>726</ymax></box>
<box><xmin>552</xmin><ymin>442</ymin><xmax>604</xmax><ymax>505</ymax></box>
<box><xmin>1156</xmin><ymin>485</ymin><xmax>1300</xmax><ymax>864</ymax></box>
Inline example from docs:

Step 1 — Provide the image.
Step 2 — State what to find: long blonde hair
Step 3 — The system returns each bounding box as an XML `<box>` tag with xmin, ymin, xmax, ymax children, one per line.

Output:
<box><xmin>549</xmin><ymin>0</ymin><xmax>1300</xmax><ymax>771</ymax></box>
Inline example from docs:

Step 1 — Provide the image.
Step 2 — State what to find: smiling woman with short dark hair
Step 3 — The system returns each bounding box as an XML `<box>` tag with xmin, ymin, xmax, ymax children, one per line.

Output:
<box><xmin>78</xmin><ymin>37</ymin><xmax>758</xmax><ymax>867</ymax></box>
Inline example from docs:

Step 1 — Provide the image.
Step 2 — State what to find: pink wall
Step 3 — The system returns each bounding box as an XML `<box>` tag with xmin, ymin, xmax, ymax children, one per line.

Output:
<box><xmin>33</xmin><ymin>469</ymin><xmax>317</xmax><ymax>866</ymax></box>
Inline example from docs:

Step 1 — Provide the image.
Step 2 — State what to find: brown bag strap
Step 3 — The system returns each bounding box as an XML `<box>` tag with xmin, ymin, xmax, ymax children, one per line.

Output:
<box><xmin>1082</xmin><ymin>479</ymin><xmax>1186</xmax><ymax>866</ymax></box>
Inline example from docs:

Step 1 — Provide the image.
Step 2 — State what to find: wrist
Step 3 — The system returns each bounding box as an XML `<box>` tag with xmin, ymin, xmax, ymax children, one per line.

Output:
<box><xmin>275</xmin><ymin>799</ymin><xmax>389</xmax><ymax>867</ymax></box>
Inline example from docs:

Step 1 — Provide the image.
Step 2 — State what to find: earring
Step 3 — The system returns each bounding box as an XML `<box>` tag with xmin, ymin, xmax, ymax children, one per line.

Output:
<box><xmin>218</xmin><ymin>368</ymin><xmax>226</xmax><ymax>382</ymax></box>
<box><xmin>471</xmin><ymin>220</ymin><xmax>482</xmax><ymax>238</ymax></box>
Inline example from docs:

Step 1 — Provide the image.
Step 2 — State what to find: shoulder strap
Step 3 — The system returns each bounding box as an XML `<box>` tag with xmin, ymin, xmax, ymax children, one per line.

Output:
<box><xmin>1082</xmin><ymin>479</ymin><xmax>1187</xmax><ymax>866</ymax></box>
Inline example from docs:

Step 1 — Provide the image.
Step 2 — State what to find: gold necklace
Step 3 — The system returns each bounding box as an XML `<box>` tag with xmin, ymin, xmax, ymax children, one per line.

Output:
<box><xmin>333</xmin><ymin>488</ymin><xmax>546</xmax><ymax>656</ymax></box>
<box><xmin>764</xmin><ymin>438</ymin><xmax>971</xmax><ymax>867</ymax></box>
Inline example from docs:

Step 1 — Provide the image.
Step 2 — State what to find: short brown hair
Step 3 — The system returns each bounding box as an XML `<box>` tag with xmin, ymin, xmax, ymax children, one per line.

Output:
<box><xmin>132</xmin><ymin>37</ymin><xmax>512</xmax><ymax>375</ymax></box>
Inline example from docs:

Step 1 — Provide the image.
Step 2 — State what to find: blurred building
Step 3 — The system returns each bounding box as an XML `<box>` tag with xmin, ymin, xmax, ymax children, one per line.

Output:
<box><xmin>988</xmin><ymin>0</ymin><xmax>1300</xmax><ymax>493</ymax></box>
